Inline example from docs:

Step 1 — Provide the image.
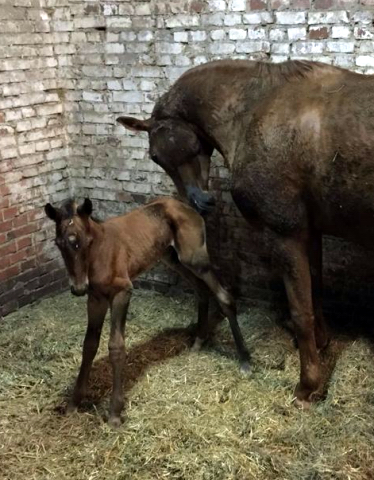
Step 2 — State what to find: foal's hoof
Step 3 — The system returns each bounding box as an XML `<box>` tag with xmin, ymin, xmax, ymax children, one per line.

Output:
<box><xmin>240</xmin><ymin>361</ymin><xmax>251</xmax><ymax>376</ymax></box>
<box><xmin>191</xmin><ymin>337</ymin><xmax>205</xmax><ymax>352</ymax></box>
<box><xmin>65</xmin><ymin>403</ymin><xmax>78</xmax><ymax>415</ymax></box>
<box><xmin>293</xmin><ymin>397</ymin><xmax>312</xmax><ymax>410</ymax></box>
<box><xmin>108</xmin><ymin>416</ymin><xmax>122</xmax><ymax>428</ymax></box>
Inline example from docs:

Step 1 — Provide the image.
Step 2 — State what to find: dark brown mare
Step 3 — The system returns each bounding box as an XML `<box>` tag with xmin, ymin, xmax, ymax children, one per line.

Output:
<box><xmin>45</xmin><ymin>197</ymin><xmax>249</xmax><ymax>426</ymax></box>
<box><xmin>117</xmin><ymin>59</ymin><xmax>374</xmax><ymax>408</ymax></box>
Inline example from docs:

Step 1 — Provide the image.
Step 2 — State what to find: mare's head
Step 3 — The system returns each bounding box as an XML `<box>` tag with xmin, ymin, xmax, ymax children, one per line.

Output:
<box><xmin>45</xmin><ymin>198</ymin><xmax>93</xmax><ymax>297</ymax></box>
<box><xmin>117</xmin><ymin>116</ymin><xmax>215</xmax><ymax>215</ymax></box>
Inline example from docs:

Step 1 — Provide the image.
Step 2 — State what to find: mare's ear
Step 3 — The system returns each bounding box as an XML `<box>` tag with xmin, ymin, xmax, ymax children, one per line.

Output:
<box><xmin>45</xmin><ymin>203</ymin><xmax>61</xmax><ymax>222</ymax></box>
<box><xmin>77</xmin><ymin>198</ymin><xmax>93</xmax><ymax>218</ymax></box>
<box><xmin>116</xmin><ymin>116</ymin><xmax>152</xmax><ymax>133</ymax></box>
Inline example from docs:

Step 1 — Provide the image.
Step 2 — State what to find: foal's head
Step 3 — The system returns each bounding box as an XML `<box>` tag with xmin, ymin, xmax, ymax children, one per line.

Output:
<box><xmin>45</xmin><ymin>198</ymin><xmax>93</xmax><ymax>296</ymax></box>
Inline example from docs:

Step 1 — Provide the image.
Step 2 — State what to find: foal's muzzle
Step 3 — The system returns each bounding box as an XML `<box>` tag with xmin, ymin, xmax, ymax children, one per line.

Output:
<box><xmin>70</xmin><ymin>285</ymin><xmax>88</xmax><ymax>297</ymax></box>
<box><xmin>186</xmin><ymin>186</ymin><xmax>216</xmax><ymax>215</ymax></box>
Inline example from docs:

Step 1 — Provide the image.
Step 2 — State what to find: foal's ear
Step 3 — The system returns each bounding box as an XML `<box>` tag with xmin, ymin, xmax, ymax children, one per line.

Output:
<box><xmin>77</xmin><ymin>198</ymin><xmax>93</xmax><ymax>218</ymax></box>
<box><xmin>45</xmin><ymin>203</ymin><xmax>61</xmax><ymax>222</ymax></box>
<box><xmin>116</xmin><ymin>116</ymin><xmax>152</xmax><ymax>133</ymax></box>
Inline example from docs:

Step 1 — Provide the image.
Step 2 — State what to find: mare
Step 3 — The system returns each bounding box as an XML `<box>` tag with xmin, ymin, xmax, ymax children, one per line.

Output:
<box><xmin>117</xmin><ymin>59</ymin><xmax>374</xmax><ymax>407</ymax></box>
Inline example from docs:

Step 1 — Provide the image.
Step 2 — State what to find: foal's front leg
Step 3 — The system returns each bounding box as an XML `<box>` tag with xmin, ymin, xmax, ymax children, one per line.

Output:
<box><xmin>108</xmin><ymin>282</ymin><xmax>132</xmax><ymax>427</ymax></box>
<box><xmin>67</xmin><ymin>293</ymin><xmax>108</xmax><ymax>413</ymax></box>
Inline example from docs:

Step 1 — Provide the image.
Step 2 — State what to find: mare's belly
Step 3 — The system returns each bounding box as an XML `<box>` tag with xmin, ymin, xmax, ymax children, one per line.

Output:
<box><xmin>313</xmin><ymin>191</ymin><xmax>374</xmax><ymax>249</ymax></box>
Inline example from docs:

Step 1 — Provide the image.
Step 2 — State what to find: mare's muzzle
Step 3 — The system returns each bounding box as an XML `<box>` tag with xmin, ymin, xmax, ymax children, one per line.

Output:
<box><xmin>186</xmin><ymin>186</ymin><xmax>215</xmax><ymax>215</ymax></box>
<box><xmin>70</xmin><ymin>285</ymin><xmax>88</xmax><ymax>297</ymax></box>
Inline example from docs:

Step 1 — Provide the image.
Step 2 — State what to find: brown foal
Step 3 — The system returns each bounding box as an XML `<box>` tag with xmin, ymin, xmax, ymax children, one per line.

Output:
<box><xmin>45</xmin><ymin>197</ymin><xmax>250</xmax><ymax>426</ymax></box>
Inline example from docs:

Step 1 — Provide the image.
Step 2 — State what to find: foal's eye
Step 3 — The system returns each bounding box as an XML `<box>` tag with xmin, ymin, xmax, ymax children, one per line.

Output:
<box><xmin>68</xmin><ymin>235</ymin><xmax>79</xmax><ymax>250</ymax></box>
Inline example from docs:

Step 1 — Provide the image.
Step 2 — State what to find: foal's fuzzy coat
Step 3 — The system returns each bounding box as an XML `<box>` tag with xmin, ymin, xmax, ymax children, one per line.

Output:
<box><xmin>45</xmin><ymin>197</ymin><xmax>249</xmax><ymax>426</ymax></box>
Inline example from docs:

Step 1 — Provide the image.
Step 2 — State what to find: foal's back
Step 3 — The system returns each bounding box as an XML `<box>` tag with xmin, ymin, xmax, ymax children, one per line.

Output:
<box><xmin>93</xmin><ymin>198</ymin><xmax>205</xmax><ymax>280</ymax></box>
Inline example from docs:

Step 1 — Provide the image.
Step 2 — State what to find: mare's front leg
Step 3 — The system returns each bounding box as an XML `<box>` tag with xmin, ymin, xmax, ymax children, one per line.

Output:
<box><xmin>67</xmin><ymin>293</ymin><xmax>108</xmax><ymax>413</ymax></box>
<box><xmin>309</xmin><ymin>231</ymin><xmax>330</xmax><ymax>350</ymax></box>
<box><xmin>278</xmin><ymin>234</ymin><xmax>321</xmax><ymax>408</ymax></box>
<box><xmin>108</xmin><ymin>281</ymin><xmax>132</xmax><ymax>427</ymax></box>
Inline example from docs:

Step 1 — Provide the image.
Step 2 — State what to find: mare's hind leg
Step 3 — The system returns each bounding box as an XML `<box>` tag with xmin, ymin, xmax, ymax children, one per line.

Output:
<box><xmin>277</xmin><ymin>234</ymin><xmax>321</xmax><ymax>408</ymax></box>
<box><xmin>309</xmin><ymin>231</ymin><xmax>330</xmax><ymax>350</ymax></box>
<box><xmin>162</xmin><ymin>247</ymin><xmax>216</xmax><ymax>350</ymax></box>
<box><xmin>67</xmin><ymin>293</ymin><xmax>108</xmax><ymax>413</ymax></box>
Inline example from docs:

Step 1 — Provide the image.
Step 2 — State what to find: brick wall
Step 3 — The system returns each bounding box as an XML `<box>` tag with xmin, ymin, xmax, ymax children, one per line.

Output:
<box><xmin>0</xmin><ymin>0</ymin><xmax>71</xmax><ymax>317</ymax></box>
<box><xmin>2</xmin><ymin>0</ymin><xmax>374</xmax><ymax>318</ymax></box>
<box><xmin>67</xmin><ymin>0</ymin><xmax>374</xmax><ymax>316</ymax></box>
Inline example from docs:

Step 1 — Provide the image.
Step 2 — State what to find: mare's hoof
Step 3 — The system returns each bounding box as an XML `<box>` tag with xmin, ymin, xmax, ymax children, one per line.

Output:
<box><xmin>108</xmin><ymin>416</ymin><xmax>122</xmax><ymax>428</ymax></box>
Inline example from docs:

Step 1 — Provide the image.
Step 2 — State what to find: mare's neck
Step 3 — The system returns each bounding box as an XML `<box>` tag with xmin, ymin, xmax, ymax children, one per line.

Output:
<box><xmin>164</xmin><ymin>60</ymin><xmax>318</xmax><ymax>168</ymax></box>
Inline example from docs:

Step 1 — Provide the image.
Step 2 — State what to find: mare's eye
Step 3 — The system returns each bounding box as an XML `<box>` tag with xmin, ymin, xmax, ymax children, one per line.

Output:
<box><xmin>151</xmin><ymin>153</ymin><xmax>158</xmax><ymax>162</ymax></box>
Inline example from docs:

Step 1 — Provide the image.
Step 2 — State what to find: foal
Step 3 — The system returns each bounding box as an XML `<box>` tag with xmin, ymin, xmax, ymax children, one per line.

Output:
<box><xmin>45</xmin><ymin>197</ymin><xmax>250</xmax><ymax>426</ymax></box>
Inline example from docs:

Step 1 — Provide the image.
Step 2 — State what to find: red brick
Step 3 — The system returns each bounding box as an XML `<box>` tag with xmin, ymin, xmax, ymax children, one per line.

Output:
<box><xmin>3</xmin><ymin>206</ymin><xmax>18</xmax><ymax>221</ymax></box>
<box><xmin>0</xmin><ymin>197</ymin><xmax>10</xmax><ymax>210</ymax></box>
<box><xmin>0</xmin><ymin>264</ymin><xmax>20</xmax><ymax>282</ymax></box>
<box><xmin>0</xmin><ymin>256</ymin><xmax>10</xmax><ymax>270</ymax></box>
<box><xmin>11</xmin><ymin>222</ymin><xmax>39</xmax><ymax>238</ymax></box>
<box><xmin>0</xmin><ymin>233</ymin><xmax>6</xmax><ymax>244</ymax></box>
<box><xmin>0</xmin><ymin>184</ymin><xmax>10</xmax><ymax>196</ymax></box>
<box><xmin>0</xmin><ymin>219</ymin><xmax>12</xmax><ymax>234</ymax></box>
<box><xmin>17</xmin><ymin>236</ymin><xmax>32</xmax><ymax>250</ymax></box>
<box><xmin>309</xmin><ymin>27</ymin><xmax>329</xmax><ymax>39</ymax></box>
<box><xmin>190</xmin><ymin>0</ymin><xmax>205</xmax><ymax>13</ymax></box>
<box><xmin>248</xmin><ymin>0</ymin><xmax>267</xmax><ymax>10</ymax></box>
<box><xmin>21</xmin><ymin>258</ymin><xmax>36</xmax><ymax>272</ymax></box>
<box><xmin>9</xmin><ymin>249</ymin><xmax>28</xmax><ymax>265</ymax></box>
<box><xmin>314</xmin><ymin>0</ymin><xmax>333</xmax><ymax>7</ymax></box>
<box><xmin>12</xmin><ymin>213</ymin><xmax>28</xmax><ymax>229</ymax></box>
<box><xmin>0</xmin><ymin>240</ymin><xmax>16</xmax><ymax>257</ymax></box>
<box><xmin>0</xmin><ymin>112</ymin><xmax>5</xmax><ymax>123</ymax></box>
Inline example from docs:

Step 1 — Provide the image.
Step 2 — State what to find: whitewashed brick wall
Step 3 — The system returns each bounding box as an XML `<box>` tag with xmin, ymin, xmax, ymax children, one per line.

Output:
<box><xmin>2</xmin><ymin>0</ymin><xmax>374</xmax><ymax>316</ymax></box>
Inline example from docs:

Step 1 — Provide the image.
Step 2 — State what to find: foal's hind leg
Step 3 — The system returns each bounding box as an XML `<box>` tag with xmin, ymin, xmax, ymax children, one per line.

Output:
<box><xmin>67</xmin><ymin>293</ymin><xmax>108</xmax><ymax>413</ymax></box>
<box><xmin>161</xmin><ymin>247</ymin><xmax>212</xmax><ymax>350</ymax></box>
<box><xmin>175</xmin><ymin>245</ymin><xmax>250</xmax><ymax>372</ymax></box>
